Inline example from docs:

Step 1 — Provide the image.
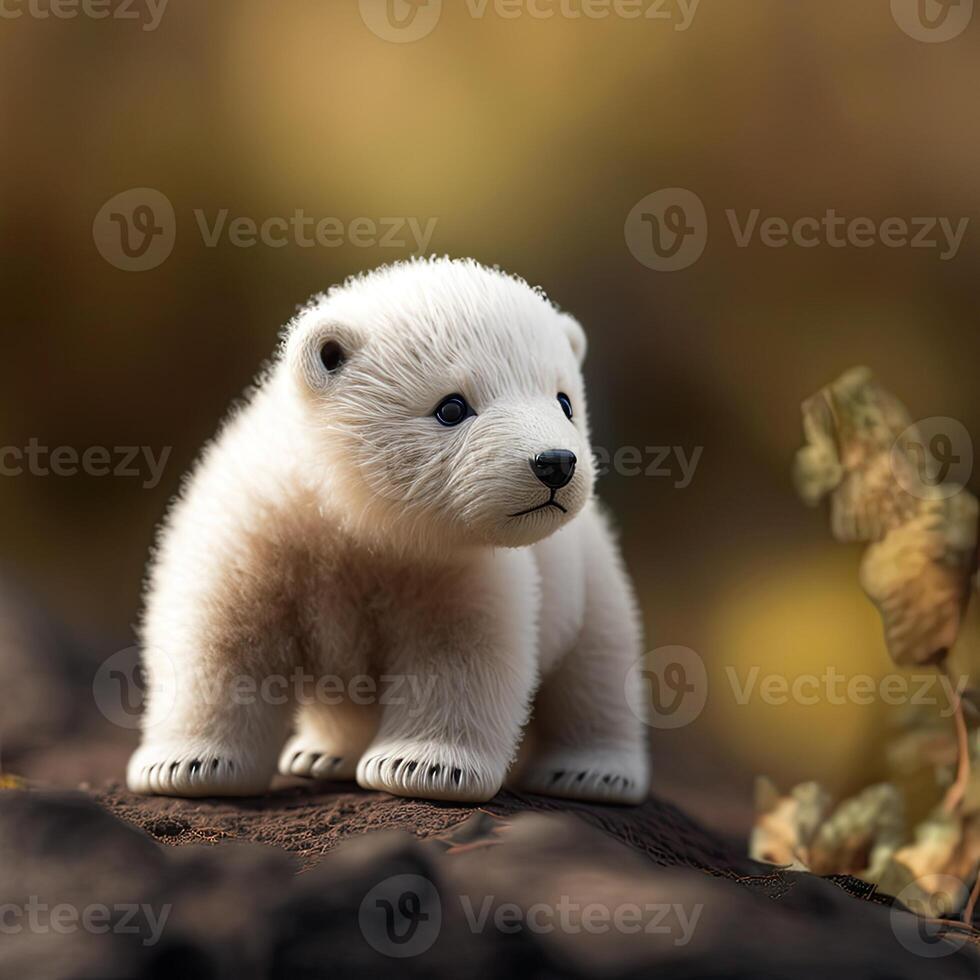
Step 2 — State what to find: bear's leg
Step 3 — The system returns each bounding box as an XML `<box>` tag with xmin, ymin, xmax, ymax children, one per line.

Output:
<box><xmin>278</xmin><ymin>701</ymin><xmax>378</xmax><ymax>781</ymax></box>
<box><xmin>127</xmin><ymin>575</ymin><xmax>297</xmax><ymax>798</ymax></box>
<box><xmin>517</xmin><ymin>520</ymin><xmax>650</xmax><ymax>805</ymax></box>
<box><xmin>126</xmin><ymin>645</ymin><xmax>294</xmax><ymax>797</ymax></box>
<box><xmin>356</xmin><ymin>552</ymin><xmax>538</xmax><ymax>803</ymax></box>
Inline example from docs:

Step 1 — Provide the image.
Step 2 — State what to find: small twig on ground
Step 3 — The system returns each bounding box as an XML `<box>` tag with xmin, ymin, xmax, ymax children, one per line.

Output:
<box><xmin>925</xmin><ymin>917</ymin><xmax>978</xmax><ymax>938</ymax></box>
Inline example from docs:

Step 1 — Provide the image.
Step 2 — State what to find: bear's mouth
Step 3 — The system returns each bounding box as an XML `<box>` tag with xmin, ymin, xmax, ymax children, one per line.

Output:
<box><xmin>507</xmin><ymin>491</ymin><xmax>568</xmax><ymax>519</ymax></box>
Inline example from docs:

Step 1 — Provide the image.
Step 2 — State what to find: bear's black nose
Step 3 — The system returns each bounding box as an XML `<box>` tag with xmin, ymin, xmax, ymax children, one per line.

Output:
<box><xmin>530</xmin><ymin>450</ymin><xmax>577</xmax><ymax>489</ymax></box>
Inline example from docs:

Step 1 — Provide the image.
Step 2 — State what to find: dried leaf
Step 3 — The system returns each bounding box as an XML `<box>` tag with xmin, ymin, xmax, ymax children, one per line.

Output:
<box><xmin>795</xmin><ymin>367</ymin><xmax>978</xmax><ymax>668</ymax></box>
<box><xmin>750</xmin><ymin>779</ymin><xmax>832</xmax><ymax>871</ymax></box>
<box><xmin>878</xmin><ymin>810</ymin><xmax>963</xmax><ymax>916</ymax></box>
<box><xmin>795</xmin><ymin>366</ymin><xmax>919</xmax><ymax>540</ymax></box>
<box><xmin>860</xmin><ymin>507</ymin><xmax>976</xmax><ymax>666</ymax></box>
<box><xmin>809</xmin><ymin>784</ymin><xmax>905</xmax><ymax>882</ymax></box>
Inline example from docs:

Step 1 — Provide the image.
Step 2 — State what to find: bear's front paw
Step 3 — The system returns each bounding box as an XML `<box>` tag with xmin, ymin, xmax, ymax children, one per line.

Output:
<box><xmin>278</xmin><ymin>735</ymin><xmax>357</xmax><ymax>781</ymax></box>
<box><xmin>127</xmin><ymin>742</ymin><xmax>273</xmax><ymax>798</ymax></box>
<box><xmin>516</xmin><ymin>746</ymin><xmax>649</xmax><ymax>805</ymax></box>
<box><xmin>356</xmin><ymin>741</ymin><xmax>504</xmax><ymax>803</ymax></box>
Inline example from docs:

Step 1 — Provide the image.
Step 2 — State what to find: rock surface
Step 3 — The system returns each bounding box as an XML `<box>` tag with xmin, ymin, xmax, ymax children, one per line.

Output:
<box><xmin>0</xmin><ymin>783</ymin><xmax>977</xmax><ymax>979</ymax></box>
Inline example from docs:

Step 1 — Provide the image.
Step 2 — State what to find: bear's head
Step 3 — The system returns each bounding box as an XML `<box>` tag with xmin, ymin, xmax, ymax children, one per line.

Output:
<box><xmin>283</xmin><ymin>258</ymin><xmax>594</xmax><ymax>550</ymax></box>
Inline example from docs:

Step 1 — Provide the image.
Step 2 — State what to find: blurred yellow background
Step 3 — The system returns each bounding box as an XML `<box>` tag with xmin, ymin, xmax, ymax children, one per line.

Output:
<box><xmin>2</xmin><ymin>0</ymin><xmax>978</xmax><ymax>833</ymax></box>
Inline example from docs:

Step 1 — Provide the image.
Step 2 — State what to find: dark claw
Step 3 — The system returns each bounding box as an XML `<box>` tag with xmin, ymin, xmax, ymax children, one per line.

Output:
<box><xmin>189</xmin><ymin>760</ymin><xmax>201</xmax><ymax>774</ymax></box>
<box><xmin>169</xmin><ymin>762</ymin><xmax>179</xmax><ymax>774</ymax></box>
<box><xmin>212</xmin><ymin>759</ymin><xmax>220</xmax><ymax>771</ymax></box>
<box><xmin>406</xmin><ymin>761</ymin><xmax>418</xmax><ymax>774</ymax></box>
<box><xmin>331</xmin><ymin>756</ymin><xmax>343</xmax><ymax>767</ymax></box>
<box><xmin>429</xmin><ymin>765</ymin><xmax>441</xmax><ymax>778</ymax></box>
<box><xmin>576</xmin><ymin>771</ymin><xmax>586</xmax><ymax>782</ymax></box>
<box><xmin>551</xmin><ymin>770</ymin><xmax>565</xmax><ymax>783</ymax></box>
<box><xmin>451</xmin><ymin>768</ymin><xmax>462</xmax><ymax>785</ymax></box>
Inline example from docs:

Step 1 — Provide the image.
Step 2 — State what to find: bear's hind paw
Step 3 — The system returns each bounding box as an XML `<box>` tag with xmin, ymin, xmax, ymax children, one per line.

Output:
<box><xmin>278</xmin><ymin>736</ymin><xmax>357</xmax><ymax>781</ymax></box>
<box><xmin>517</xmin><ymin>748</ymin><xmax>649</xmax><ymax>805</ymax></box>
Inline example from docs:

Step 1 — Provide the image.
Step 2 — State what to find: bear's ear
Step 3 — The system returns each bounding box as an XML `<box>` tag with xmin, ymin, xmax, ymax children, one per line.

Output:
<box><xmin>287</xmin><ymin>319</ymin><xmax>363</xmax><ymax>392</ymax></box>
<box><xmin>560</xmin><ymin>313</ymin><xmax>587</xmax><ymax>366</ymax></box>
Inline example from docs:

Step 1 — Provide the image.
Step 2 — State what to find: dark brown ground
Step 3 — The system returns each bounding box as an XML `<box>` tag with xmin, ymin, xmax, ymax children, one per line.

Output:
<box><xmin>1</xmin><ymin>778</ymin><xmax>977</xmax><ymax>980</ymax></box>
<box><xmin>94</xmin><ymin>778</ymin><xmax>765</xmax><ymax>878</ymax></box>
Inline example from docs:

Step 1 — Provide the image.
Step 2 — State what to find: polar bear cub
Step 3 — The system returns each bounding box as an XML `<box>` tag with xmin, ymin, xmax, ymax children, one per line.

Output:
<box><xmin>127</xmin><ymin>258</ymin><xmax>649</xmax><ymax>804</ymax></box>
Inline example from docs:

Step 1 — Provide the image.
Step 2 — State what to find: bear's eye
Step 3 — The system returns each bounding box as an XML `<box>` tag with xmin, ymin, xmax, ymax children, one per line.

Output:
<box><xmin>319</xmin><ymin>341</ymin><xmax>346</xmax><ymax>373</ymax></box>
<box><xmin>434</xmin><ymin>394</ymin><xmax>473</xmax><ymax>427</ymax></box>
<box><xmin>557</xmin><ymin>392</ymin><xmax>573</xmax><ymax>420</ymax></box>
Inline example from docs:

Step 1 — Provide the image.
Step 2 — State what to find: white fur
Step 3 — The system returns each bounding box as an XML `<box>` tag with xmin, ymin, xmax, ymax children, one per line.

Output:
<box><xmin>127</xmin><ymin>258</ymin><xmax>649</xmax><ymax>804</ymax></box>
